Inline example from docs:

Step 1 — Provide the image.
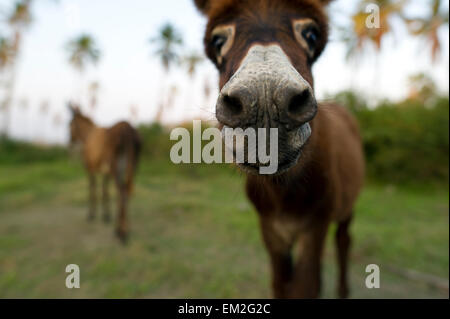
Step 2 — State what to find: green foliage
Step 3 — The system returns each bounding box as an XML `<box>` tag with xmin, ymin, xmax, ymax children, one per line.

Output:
<box><xmin>334</xmin><ymin>91</ymin><xmax>449</xmax><ymax>184</ymax></box>
<box><xmin>0</xmin><ymin>138</ymin><xmax>67</xmax><ymax>164</ymax></box>
<box><xmin>137</xmin><ymin>121</ymin><xmax>217</xmax><ymax>160</ymax></box>
<box><xmin>66</xmin><ymin>33</ymin><xmax>101</xmax><ymax>72</ymax></box>
<box><xmin>137</xmin><ymin>122</ymin><xmax>173</xmax><ymax>159</ymax></box>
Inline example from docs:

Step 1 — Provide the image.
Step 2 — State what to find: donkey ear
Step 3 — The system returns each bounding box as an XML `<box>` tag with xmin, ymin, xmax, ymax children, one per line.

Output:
<box><xmin>67</xmin><ymin>101</ymin><xmax>79</xmax><ymax>114</ymax></box>
<box><xmin>319</xmin><ymin>0</ymin><xmax>334</xmax><ymax>5</ymax></box>
<box><xmin>193</xmin><ymin>0</ymin><xmax>211</xmax><ymax>15</ymax></box>
<box><xmin>67</xmin><ymin>102</ymin><xmax>75</xmax><ymax>113</ymax></box>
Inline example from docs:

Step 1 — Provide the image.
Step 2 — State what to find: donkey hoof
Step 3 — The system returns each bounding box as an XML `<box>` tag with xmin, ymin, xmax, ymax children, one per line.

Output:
<box><xmin>115</xmin><ymin>229</ymin><xmax>129</xmax><ymax>244</ymax></box>
<box><xmin>338</xmin><ymin>287</ymin><xmax>349</xmax><ymax>299</ymax></box>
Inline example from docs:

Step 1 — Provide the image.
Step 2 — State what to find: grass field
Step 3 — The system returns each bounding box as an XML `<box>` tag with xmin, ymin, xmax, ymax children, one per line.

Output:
<box><xmin>0</xmin><ymin>158</ymin><xmax>448</xmax><ymax>298</ymax></box>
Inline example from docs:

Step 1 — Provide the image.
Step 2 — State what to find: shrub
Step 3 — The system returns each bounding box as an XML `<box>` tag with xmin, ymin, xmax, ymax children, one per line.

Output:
<box><xmin>334</xmin><ymin>91</ymin><xmax>449</xmax><ymax>184</ymax></box>
<box><xmin>0</xmin><ymin>138</ymin><xmax>67</xmax><ymax>164</ymax></box>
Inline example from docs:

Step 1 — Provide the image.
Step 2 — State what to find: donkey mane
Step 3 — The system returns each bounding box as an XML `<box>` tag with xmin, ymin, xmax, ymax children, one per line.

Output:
<box><xmin>71</xmin><ymin>110</ymin><xmax>96</xmax><ymax>142</ymax></box>
<box><xmin>195</xmin><ymin>0</ymin><xmax>332</xmax><ymax>17</ymax></box>
<box><xmin>74</xmin><ymin>112</ymin><xmax>94</xmax><ymax>125</ymax></box>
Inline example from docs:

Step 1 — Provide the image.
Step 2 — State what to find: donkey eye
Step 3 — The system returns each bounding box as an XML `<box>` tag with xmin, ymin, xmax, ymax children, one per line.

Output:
<box><xmin>210</xmin><ymin>25</ymin><xmax>236</xmax><ymax>64</ymax></box>
<box><xmin>212</xmin><ymin>35</ymin><xmax>226</xmax><ymax>55</ymax></box>
<box><xmin>302</xmin><ymin>26</ymin><xmax>319</xmax><ymax>49</ymax></box>
<box><xmin>293</xmin><ymin>19</ymin><xmax>320</xmax><ymax>58</ymax></box>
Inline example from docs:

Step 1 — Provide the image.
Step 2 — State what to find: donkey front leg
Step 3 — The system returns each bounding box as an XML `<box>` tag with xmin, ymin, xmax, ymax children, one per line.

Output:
<box><xmin>115</xmin><ymin>182</ymin><xmax>129</xmax><ymax>244</ymax></box>
<box><xmin>87</xmin><ymin>174</ymin><xmax>97</xmax><ymax>221</ymax></box>
<box><xmin>260</xmin><ymin>219</ymin><xmax>295</xmax><ymax>299</ymax></box>
<box><xmin>335</xmin><ymin>215</ymin><xmax>353</xmax><ymax>298</ymax></box>
<box><xmin>290</xmin><ymin>221</ymin><xmax>329</xmax><ymax>299</ymax></box>
<box><xmin>102</xmin><ymin>174</ymin><xmax>111</xmax><ymax>223</ymax></box>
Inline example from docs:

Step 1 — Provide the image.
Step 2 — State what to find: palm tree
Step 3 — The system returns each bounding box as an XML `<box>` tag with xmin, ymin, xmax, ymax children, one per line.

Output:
<box><xmin>181</xmin><ymin>51</ymin><xmax>204</xmax><ymax>119</ymax></box>
<box><xmin>182</xmin><ymin>51</ymin><xmax>203</xmax><ymax>78</ymax></box>
<box><xmin>53</xmin><ymin>112</ymin><xmax>62</xmax><ymax>127</ymax></box>
<box><xmin>203</xmin><ymin>76</ymin><xmax>211</xmax><ymax>101</ymax></box>
<box><xmin>0</xmin><ymin>36</ymin><xmax>15</xmax><ymax>114</ymax></box>
<box><xmin>203</xmin><ymin>75</ymin><xmax>213</xmax><ymax>112</ymax></box>
<box><xmin>150</xmin><ymin>23</ymin><xmax>183</xmax><ymax>122</ymax></box>
<box><xmin>166</xmin><ymin>85</ymin><xmax>178</xmax><ymax>110</ymax></box>
<box><xmin>66</xmin><ymin>34</ymin><xmax>101</xmax><ymax>106</ymax></box>
<box><xmin>407</xmin><ymin>72</ymin><xmax>438</xmax><ymax>104</ymax></box>
<box><xmin>405</xmin><ymin>0</ymin><xmax>449</xmax><ymax>63</ymax></box>
<box><xmin>8</xmin><ymin>0</ymin><xmax>33</xmax><ymax>52</ymax></box>
<box><xmin>129</xmin><ymin>104</ymin><xmax>138</xmax><ymax>124</ymax></box>
<box><xmin>0</xmin><ymin>36</ymin><xmax>15</xmax><ymax>70</ymax></box>
<box><xmin>342</xmin><ymin>0</ymin><xmax>448</xmax><ymax>64</ymax></box>
<box><xmin>66</xmin><ymin>34</ymin><xmax>100</xmax><ymax>72</ymax></box>
<box><xmin>338</xmin><ymin>0</ymin><xmax>410</xmax><ymax>100</ymax></box>
<box><xmin>38</xmin><ymin>99</ymin><xmax>49</xmax><ymax>142</ymax></box>
<box><xmin>88</xmin><ymin>81</ymin><xmax>100</xmax><ymax>114</ymax></box>
<box><xmin>343</xmin><ymin>0</ymin><xmax>409</xmax><ymax>59</ymax></box>
<box><xmin>1</xmin><ymin>0</ymin><xmax>33</xmax><ymax>136</ymax></box>
<box><xmin>150</xmin><ymin>23</ymin><xmax>183</xmax><ymax>72</ymax></box>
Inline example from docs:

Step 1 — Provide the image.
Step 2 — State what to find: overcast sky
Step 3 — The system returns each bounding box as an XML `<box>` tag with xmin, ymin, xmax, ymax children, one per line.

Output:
<box><xmin>0</xmin><ymin>0</ymin><xmax>448</xmax><ymax>144</ymax></box>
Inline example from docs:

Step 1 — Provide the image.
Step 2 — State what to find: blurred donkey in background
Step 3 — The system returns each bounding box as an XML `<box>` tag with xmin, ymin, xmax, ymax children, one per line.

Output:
<box><xmin>68</xmin><ymin>102</ymin><xmax>141</xmax><ymax>243</ymax></box>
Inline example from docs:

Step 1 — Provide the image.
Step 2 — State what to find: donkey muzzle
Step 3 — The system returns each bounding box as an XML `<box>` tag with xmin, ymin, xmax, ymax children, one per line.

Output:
<box><xmin>216</xmin><ymin>44</ymin><xmax>317</xmax><ymax>174</ymax></box>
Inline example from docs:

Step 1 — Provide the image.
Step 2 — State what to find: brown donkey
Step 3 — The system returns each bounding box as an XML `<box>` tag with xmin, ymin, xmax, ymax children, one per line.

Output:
<box><xmin>194</xmin><ymin>0</ymin><xmax>365</xmax><ymax>298</ymax></box>
<box><xmin>68</xmin><ymin>103</ymin><xmax>141</xmax><ymax>243</ymax></box>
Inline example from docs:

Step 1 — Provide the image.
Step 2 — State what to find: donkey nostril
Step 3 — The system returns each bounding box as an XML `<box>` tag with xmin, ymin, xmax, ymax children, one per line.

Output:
<box><xmin>285</xmin><ymin>88</ymin><xmax>317</xmax><ymax>126</ymax></box>
<box><xmin>222</xmin><ymin>95</ymin><xmax>243</xmax><ymax>116</ymax></box>
<box><xmin>287</xmin><ymin>90</ymin><xmax>310</xmax><ymax>115</ymax></box>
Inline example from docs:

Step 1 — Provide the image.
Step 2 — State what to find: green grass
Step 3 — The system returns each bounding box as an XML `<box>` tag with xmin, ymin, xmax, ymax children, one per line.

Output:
<box><xmin>0</xmin><ymin>159</ymin><xmax>448</xmax><ymax>298</ymax></box>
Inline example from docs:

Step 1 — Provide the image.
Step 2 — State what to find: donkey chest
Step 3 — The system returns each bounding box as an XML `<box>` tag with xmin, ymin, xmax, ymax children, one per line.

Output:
<box><xmin>270</xmin><ymin>212</ymin><xmax>312</xmax><ymax>244</ymax></box>
<box><xmin>83</xmin><ymin>130</ymin><xmax>112</xmax><ymax>173</ymax></box>
<box><xmin>247</xmin><ymin>180</ymin><xmax>328</xmax><ymax>244</ymax></box>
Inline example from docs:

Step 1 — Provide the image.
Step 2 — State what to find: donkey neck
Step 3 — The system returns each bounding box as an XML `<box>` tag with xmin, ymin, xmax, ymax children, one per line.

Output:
<box><xmin>246</xmin><ymin>111</ymin><xmax>325</xmax><ymax>200</ymax></box>
<box><xmin>77</xmin><ymin>118</ymin><xmax>98</xmax><ymax>144</ymax></box>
